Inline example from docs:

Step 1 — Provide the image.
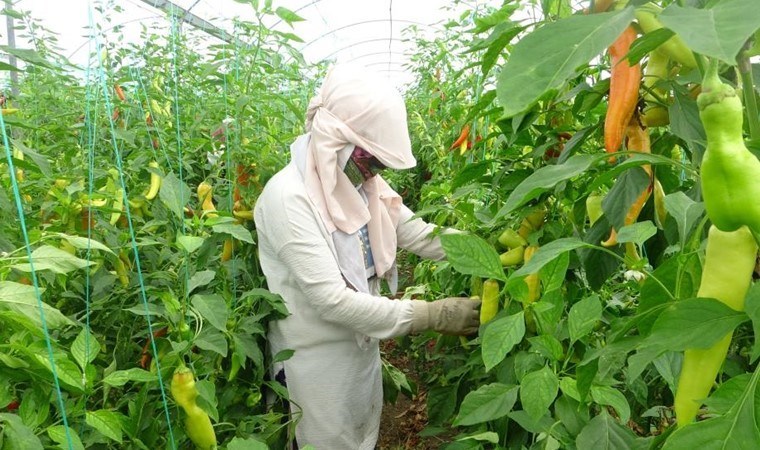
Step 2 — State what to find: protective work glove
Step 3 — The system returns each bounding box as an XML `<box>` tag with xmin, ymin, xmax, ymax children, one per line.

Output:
<box><xmin>411</xmin><ymin>297</ymin><xmax>481</xmax><ymax>336</ymax></box>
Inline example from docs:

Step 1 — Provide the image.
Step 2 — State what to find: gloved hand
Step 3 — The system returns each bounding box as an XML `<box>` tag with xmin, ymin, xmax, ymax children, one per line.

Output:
<box><xmin>411</xmin><ymin>297</ymin><xmax>481</xmax><ymax>336</ymax></box>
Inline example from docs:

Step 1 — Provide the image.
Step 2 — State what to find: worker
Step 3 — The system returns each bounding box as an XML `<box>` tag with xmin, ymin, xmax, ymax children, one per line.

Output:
<box><xmin>253</xmin><ymin>64</ymin><xmax>480</xmax><ymax>450</ymax></box>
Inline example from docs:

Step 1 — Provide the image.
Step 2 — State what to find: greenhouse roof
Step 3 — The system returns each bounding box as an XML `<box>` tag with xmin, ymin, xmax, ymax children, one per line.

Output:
<box><xmin>7</xmin><ymin>0</ymin><xmax>493</xmax><ymax>87</ymax></box>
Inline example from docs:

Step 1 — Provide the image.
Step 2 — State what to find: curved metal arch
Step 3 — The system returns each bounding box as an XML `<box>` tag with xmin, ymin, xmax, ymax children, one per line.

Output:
<box><xmin>320</xmin><ymin>37</ymin><xmax>407</xmax><ymax>61</ymax></box>
<box><xmin>345</xmin><ymin>51</ymin><xmax>407</xmax><ymax>63</ymax></box>
<box><xmin>267</xmin><ymin>0</ymin><xmax>485</xmax><ymax>26</ymax></box>
<box><xmin>364</xmin><ymin>60</ymin><xmax>407</xmax><ymax>68</ymax></box>
<box><xmin>375</xmin><ymin>69</ymin><xmax>408</xmax><ymax>74</ymax></box>
<box><xmin>301</xmin><ymin>19</ymin><xmax>437</xmax><ymax>50</ymax></box>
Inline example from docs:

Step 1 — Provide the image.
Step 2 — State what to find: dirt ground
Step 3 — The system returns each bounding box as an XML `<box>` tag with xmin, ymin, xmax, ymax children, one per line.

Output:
<box><xmin>377</xmin><ymin>340</ymin><xmax>448</xmax><ymax>450</ymax></box>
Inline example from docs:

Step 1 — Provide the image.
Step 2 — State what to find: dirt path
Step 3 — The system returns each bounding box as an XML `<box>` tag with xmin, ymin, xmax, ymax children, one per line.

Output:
<box><xmin>377</xmin><ymin>340</ymin><xmax>448</xmax><ymax>450</ymax></box>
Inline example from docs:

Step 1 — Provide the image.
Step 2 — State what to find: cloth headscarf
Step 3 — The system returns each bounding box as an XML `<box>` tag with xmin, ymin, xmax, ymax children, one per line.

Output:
<box><xmin>303</xmin><ymin>64</ymin><xmax>416</xmax><ymax>279</ymax></box>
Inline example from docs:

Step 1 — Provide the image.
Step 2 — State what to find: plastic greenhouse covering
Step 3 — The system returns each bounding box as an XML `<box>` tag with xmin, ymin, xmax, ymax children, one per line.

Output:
<box><xmin>4</xmin><ymin>0</ymin><xmax>498</xmax><ymax>88</ymax></box>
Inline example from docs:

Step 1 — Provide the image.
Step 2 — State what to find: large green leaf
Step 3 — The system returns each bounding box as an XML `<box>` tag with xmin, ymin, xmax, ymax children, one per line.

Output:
<box><xmin>576</xmin><ymin>411</ymin><xmax>639</xmax><ymax>450</ymax></box>
<box><xmin>188</xmin><ymin>270</ymin><xmax>216</xmax><ymax>294</ymax></box>
<box><xmin>580</xmin><ymin>216</ymin><xmax>621</xmax><ymax>290</ymax></box>
<box><xmin>668</xmin><ymin>87</ymin><xmax>705</xmax><ymax>161</ymax></box>
<box><xmin>453</xmin><ymin>383</ymin><xmax>519</xmax><ymax>426</ymax></box>
<box><xmin>212</xmin><ymin>221</ymin><xmax>255</xmax><ymax>244</ymax></box>
<box><xmin>54</xmin><ymin>233</ymin><xmax>114</xmax><ymax>255</ymax></box>
<box><xmin>0</xmin><ymin>281</ymin><xmax>74</xmax><ymax>329</ymax></box>
<box><xmin>32</xmin><ymin>353</ymin><xmax>84</xmax><ymax>394</ymax></box>
<box><xmin>102</xmin><ymin>368</ymin><xmax>157</xmax><ymax>387</ymax></box>
<box><xmin>441</xmin><ymin>233</ymin><xmax>506</xmax><ymax>281</ymax></box>
<box><xmin>71</xmin><ymin>328</ymin><xmax>101</xmax><ymax>371</ymax></box>
<box><xmin>85</xmin><ymin>410</ymin><xmax>124</xmax><ymax>444</ymax></box>
<box><xmin>47</xmin><ymin>425</ymin><xmax>85</xmax><ymax>450</ymax></box>
<box><xmin>520</xmin><ymin>366</ymin><xmax>559</xmax><ymax>420</ymax></box>
<box><xmin>482</xmin><ymin>312</ymin><xmax>525</xmax><ymax>371</ymax></box>
<box><xmin>659</xmin><ymin>0</ymin><xmax>760</xmax><ymax>64</ymax></box>
<box><xmin>498</xmin><ymin>155</ymin><xmax>597</xmax><ymax>217</ymax></box>
<box><xmin>644</xmin><ymin>298</ymin><xmax>748</xmax><ymax>352</ymax></box>
<box><xmin>10</xmin><ymin>140</ymin><xmax>52</xmax><ymax>178</ymax></box>
<box><xmin>228</xmin><ymin>437</ymin><xmax>269</xmax><ymax>450</ymax></box>
<box><xmin>191</xmin><ymin>294</ymin><xmax>229</xmax><ymax>331</ymax></box>
<box><xmin>0</xmin><ymin>46</ymin><xmax>56</xmax><ymax>69</ymax></box>
<box><xmin>0</xmin><ymin>413</ymin><xmax>44</xmax><ymax>450</ymax></box>
<box><xmin>496</xmin><ymin>8</ymin><xmax>635</xmax><ymax>118</ymax></box>
<box><xmin>511</xmin><ymin>237</ymin><xmax>590</xmax><ymax>279</ymax></box>
<box><xmin>702</xmin><ymin>373</ymin><xmax>751</xmax><ymax>415</ymax></box>
<box><xmin>159</xmin><ymin>172</ymin><xmax>191</xmax><ymax>221</ymax></box>
<box><xmin>615</xmin><ymin>221</ymin><xmax>657</xmax><ymax>245</ymax></box>
<box><xmin>591</xmin><ymin>385</ymin><xmax>631</xmax><ymax>423</ymax></box>
<box><xmin>11</xmin><ymin>245</ymin><xmax>93</xmax><ymax>274</ymax></box>
<box><xmin>195</xmin><ymin>327</ymin><xmax>228</xmax><ymax>357</ymax></box>
<box><xmin>176</xmin><ymin>235</ymin><xmax>206</xmax><ymax>254</ymax></box>
<box><xmin>569</xmin><ymin>295</ymin><xmax>603</xmax><ymax>342</ymax></box>
<box><xmin>275</xmin><ymin>6</ymin><xmax>305</xmax><ymax>24</ymax></box>
<box><xmin>745</xmin><ymin>283</ymin><xmax>760</xmax><ymax>362</ymax></box>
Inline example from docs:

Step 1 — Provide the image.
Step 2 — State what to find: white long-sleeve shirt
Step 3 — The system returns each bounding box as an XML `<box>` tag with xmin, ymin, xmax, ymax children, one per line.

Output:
<box><xmin>254</xmin><ymin>160</ymin><xmax>445</xmax><ymax>449</ymax></box>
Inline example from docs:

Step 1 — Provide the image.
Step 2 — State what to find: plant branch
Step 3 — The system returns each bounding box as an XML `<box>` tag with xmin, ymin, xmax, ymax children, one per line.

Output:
<box><xmin>737</xmin><ymin>46</ymin><xmax>760</xmax><ymax>140</ymax></box>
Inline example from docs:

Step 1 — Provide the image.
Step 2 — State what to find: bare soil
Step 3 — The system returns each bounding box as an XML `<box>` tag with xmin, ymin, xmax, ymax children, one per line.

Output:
<box><xmin>377</xmin><ymin>340</ymin><xmax>448</xmax><ymax>450</ymax></box>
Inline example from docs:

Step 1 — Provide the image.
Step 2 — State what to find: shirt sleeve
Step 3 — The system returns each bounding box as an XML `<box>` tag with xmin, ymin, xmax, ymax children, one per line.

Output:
<box><xmin>272</xmin><ymin>191</ymin><xmax>415</xmax><ymax>339</ymax></box>
<box><xmin>396</xmin><ymin>204</ymin><xmax>453</xmax><ymax>261</ymax></box>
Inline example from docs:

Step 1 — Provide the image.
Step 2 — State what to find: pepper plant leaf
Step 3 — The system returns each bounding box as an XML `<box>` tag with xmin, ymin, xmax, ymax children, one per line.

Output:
<box><xmin>659</xmin><ymin>0</ymin><xmax>760</xmax><ymax>64</ymax></box>
<box><xmin>496</xmin><ymin>8</ymin><xmax>635</xmax><ymax>118</ymax></box>
<box><xmin>441</xmin><ymin>233</ymin><xmax>506</xmax><ymax>281</ymax></box>
<box><xmin>453</xmin><ymin>383</ymin><xmax>519</xmax><ymax>426</ymax></box>
<box><xmin>644</xmin><ymin>298</ymin><xmax>748</xmax><ymax>352</ymax></box>
<box><xmin>498</xmin><ymin>154</ymin><xmax>597</xmax><ymax>217</ymax></box>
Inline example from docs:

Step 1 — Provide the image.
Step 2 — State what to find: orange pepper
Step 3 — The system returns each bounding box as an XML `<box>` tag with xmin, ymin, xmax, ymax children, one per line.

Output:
<box><xmin>449</xmin><ymin>124</ymin><xmax>471</xmax><ymax>150</ymax></box>
<box><xmin>602</xmin><ymin>118</ymin><xmax>653</xmax><ymax>247</ymax></box>
<box><xmin>605</xmin><ymin>26</ymin><xmax>642</xmax><ymax>161</ymax></box>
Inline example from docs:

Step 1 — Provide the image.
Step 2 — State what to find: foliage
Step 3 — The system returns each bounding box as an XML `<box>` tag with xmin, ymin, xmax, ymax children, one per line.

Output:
<box><xmin>0</xmin><ymin>0</ymin><xmax>312</xmax><ymax>448</ymax></box>
<box><xmin>2</xmin><ymin>0</ymin><xmax>760</xmax><ymax>448</ymax></box>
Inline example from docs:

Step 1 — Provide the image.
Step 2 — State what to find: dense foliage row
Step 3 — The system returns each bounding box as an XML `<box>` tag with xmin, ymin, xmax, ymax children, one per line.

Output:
<box><xmin>1</xmin><ymin>0</ymin><xmax>760</xmax><ymax>449</ymax></box>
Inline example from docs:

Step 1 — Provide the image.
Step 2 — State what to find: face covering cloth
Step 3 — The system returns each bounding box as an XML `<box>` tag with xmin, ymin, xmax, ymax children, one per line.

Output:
<box><xmin>303</xmin><ymin>64</ymin><xmax>416</xmax><ymax>278</ymax></box>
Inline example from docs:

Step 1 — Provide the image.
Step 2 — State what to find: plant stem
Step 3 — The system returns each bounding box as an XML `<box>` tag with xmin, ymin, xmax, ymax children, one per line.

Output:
<box><xmin>737</xmin><ymin>48</ymin><xmax>760</xmax><ymax>140</ymax></box>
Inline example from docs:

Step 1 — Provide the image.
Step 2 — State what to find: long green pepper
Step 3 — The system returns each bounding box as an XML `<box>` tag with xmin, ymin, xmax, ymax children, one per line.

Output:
<box><xmin>698</xmin><ymin>60</ymin><xmax>760</xmax><ymax>235</ymax></box>
<box><xmin>674</xmin><ymin>59</ymin><xmax>760</xmax><ymax>427</ymax></box>
<box><xmin>674</xmin><ymin>226</ymin><xmax>757</xmax><ymax>426</ymax></box>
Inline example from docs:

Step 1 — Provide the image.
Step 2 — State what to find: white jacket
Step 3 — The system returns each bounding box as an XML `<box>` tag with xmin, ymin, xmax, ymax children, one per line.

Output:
<box><xmin>254</xmin><ymin>157</ymin><xmax>446</xmax><ymax>449</ymax></box>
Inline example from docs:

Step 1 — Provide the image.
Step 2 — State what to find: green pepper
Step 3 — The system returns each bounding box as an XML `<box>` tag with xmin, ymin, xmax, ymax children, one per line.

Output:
<box><xmin>635</xmin><ymin>3</ymin><xmax>696</xmax><ymax>69</ymax></box>
<box><xmin>498</xmin><ymin>228</ymin><xmax>527</xmax><ymax>249</ymax></box>
<box><xmin>171</xmin><ymin>366</ymin><xmax>217</xmax><ymax>449</ymax></box>
<box><xmin>479</xmin><ymin>279</ymin><xmax>500</xmax><ymax>324</ymax></box>
<box><xmin>674</xmin><ymin>225</ymin><xmax>757</xmax><ymax>427</ymax></box>
<box><xmin>653</xmin><ymin>177</ymin><xmax>667</xmax><ymax>229</ymax></box>
<box><xmin>586</xmin><ymin>193</ymin><xmax>604</xmax><ymax>226</ymax></box>
<box><xmin>698</xmin><ymin>60</ymin><xmax>760</xmax><ymax>235</ymax></box>
<box><xmin>641</xmin><ymin>49</ymin><xmax>670</xmax><ymax>127</ymax></box>
<box><xmin>500</xmin><ymin>246</ymin><xmax>525</xmax><ymax>267</ymax></box>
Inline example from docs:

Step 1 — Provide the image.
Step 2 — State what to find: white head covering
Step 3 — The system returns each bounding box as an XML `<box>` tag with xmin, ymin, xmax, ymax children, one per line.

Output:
<box><xmin>303</xmin><ymin>64</ymin><xmax>416</xmax><ymax>278</ymax></box>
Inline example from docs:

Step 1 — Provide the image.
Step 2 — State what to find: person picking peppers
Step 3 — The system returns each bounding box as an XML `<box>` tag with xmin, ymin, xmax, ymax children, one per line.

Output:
<box><xmin>253</xmin><ymin>64</ymin><xmax>480</xmax><ymax>450</ymax></box>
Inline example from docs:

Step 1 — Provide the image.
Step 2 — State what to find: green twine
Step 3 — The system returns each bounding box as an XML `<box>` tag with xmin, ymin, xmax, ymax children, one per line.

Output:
<box><xmin>88</xmin><ymin>5</ymin><xmax>177</xmax><ymax>449</ymax></box>
<box><xmin>168</xmin><ymin>5</ymin><xmax>193</xmax><ymax>348</ymax></box>
<box><xmin>79</xmin><ymin>16</ymin><xmax>102</xmax><ymax>438</ymax></box>
<box><xmin>223</xmin><ymin>24</ymin><xmax>241</xmax><ymax>305</ymax></box>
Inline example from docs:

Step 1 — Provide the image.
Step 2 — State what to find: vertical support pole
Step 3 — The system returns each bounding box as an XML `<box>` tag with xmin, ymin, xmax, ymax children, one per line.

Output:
<box><xmin>5</xmin><ymin>0</ymin><xmax>19</xmax><ymax>98</ymax></box>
